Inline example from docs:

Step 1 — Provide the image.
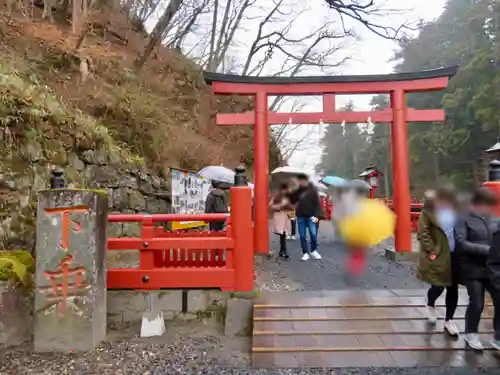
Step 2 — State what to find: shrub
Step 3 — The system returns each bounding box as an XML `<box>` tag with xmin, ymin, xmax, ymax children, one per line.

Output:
<box><xmin>0</xmin><ymin>250</ymin><xmax>35</xmax><ymax>285</ymax></box>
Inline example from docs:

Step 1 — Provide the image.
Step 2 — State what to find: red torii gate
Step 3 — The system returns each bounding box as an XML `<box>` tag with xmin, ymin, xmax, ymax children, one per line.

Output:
<box><xmin>204</xmin><ymin>67</ymin><xmax>458</xmax><ymax>254</ymax></box>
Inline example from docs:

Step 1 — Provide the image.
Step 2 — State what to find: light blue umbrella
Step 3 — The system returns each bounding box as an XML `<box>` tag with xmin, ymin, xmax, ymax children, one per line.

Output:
<box><xmin>348</xmin><ymin>179</ymin><xmax>372</xmax><ymax>190</ymax></box>
<box><xmin>321</xmin><ymin>176</ymin><xmax>347</xmax><ymax>187</ymax></box>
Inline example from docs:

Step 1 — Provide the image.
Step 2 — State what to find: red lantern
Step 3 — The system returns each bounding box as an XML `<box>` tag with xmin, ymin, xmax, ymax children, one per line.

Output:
<box><xmin>359</xmin><ymin>166</ymin><xmax>383</xmax><ymax>199</ymax></box>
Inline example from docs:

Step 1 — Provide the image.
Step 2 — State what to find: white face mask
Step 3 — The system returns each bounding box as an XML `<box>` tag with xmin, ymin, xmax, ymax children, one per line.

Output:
<box><xmin>436</xmin><ymin>207</ymin><xmax>456</xmax><ymax>228</ymax></box>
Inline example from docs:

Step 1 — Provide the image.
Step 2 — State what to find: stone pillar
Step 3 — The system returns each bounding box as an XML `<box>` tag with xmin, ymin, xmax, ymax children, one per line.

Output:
<box><xmin>34</xmin><ymin>189</ymin><xmax>108</xmax><ymax>352</ymax></box>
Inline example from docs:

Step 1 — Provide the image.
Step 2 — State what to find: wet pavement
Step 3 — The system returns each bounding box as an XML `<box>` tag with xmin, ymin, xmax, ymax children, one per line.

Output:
<box><xmin>259</xmin><ymin>221</ymin><xmax>424</xmax><ymax>291</ymax></box>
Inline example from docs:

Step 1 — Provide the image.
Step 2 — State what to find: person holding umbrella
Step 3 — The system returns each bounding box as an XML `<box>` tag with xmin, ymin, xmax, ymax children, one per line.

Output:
<box><xmin>288</xmin><ymin>174</ymin><xmax>323</xmax><ymax>261</ymax></box>
<box><xmin>336</xmin><ymin>183</ymin><xmax>396</xmax><ymax>276</ymax></box>
<box><xmin>204</xmin><ymin>180</ymin><xmax>229</xmax><ymax>231</ymax></box>
<box><xmin>321</xmin><ymin>176</ymin><xmax>348</xmax><ymax>242</ymax></box>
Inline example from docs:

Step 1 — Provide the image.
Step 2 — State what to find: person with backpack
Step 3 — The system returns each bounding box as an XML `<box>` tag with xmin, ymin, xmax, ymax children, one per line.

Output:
<box><xmin>204</xmin><ymin>180</ymin><xmax>229</xmax><ymax>231</ymax></box>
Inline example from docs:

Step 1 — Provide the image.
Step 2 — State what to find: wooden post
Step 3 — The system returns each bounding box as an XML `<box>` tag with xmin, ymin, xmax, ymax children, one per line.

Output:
<box><xmin>230</xmin><ymin>167</ymin><xmax>254</xmax><ymax>291</ymax></box>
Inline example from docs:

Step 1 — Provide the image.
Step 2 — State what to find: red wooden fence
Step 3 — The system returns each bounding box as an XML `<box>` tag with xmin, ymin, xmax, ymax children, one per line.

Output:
<box><xmin>106</xmin><ymin>186</ymin><xmax>254</xmax><ymax>291</ymax></box>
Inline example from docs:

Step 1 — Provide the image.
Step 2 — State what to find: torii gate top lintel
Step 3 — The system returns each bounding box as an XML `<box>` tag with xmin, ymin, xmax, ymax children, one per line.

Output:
<box><xmin>204</xmin><ymin>66</ymin><xmax>458</xmax><ymax>95</ymax></box>
<box><xmin>205</xmin><ymin>66</ymin><xmax>458</xmax><ymax>126</ymax></box>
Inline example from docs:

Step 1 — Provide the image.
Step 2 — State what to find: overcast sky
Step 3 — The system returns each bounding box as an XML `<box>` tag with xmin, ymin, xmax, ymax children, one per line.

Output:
<box><xmin>286</xmin><ymin>0</ymin><xmax>448</xmax><ymax>172</ymax></box>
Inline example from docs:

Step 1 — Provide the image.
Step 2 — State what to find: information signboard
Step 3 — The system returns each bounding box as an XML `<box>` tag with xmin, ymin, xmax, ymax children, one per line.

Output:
<box><xmin>171</xmin><ymin>168</ymin><xmax>211</xmax><ymax>230</ymax></box>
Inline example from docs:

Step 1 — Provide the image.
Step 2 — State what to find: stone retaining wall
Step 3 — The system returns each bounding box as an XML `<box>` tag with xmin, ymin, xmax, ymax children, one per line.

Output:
<box><xmin>1</xmin><ymin>287</ymin><xmax>253</xmax><ymax>348</ymax></box>
<box><xmin>107</xmin><ymin>290</ymin><xmax>228</xmax><ymax>325</ymax></box>
<box><xmin>1</xmin><ymin>146</ymin><xmax>170</xmax><ymax>251</ymax></box>
<box><xmin>106</xmin><ymin>290</ymin><xmax>254</xmax><ymax>337</ymax></box>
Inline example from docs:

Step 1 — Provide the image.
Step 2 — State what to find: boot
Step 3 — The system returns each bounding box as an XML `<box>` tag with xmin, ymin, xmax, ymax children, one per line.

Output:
<box><xmin>279</xmin><ymin>251</ymin><xmax>290</xmax><ymax>259</ymax></box>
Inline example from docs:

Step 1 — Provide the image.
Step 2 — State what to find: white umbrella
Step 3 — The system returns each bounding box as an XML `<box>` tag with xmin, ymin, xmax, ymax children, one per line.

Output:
<box><xmin>271</xmin><ymin>166</ymin><xmax>310</xmax><ymax>176</ymax></box>
<box><xmin>198</xmin><ymin>166</ymin><xmax>235</xmax><ymax>184</ymax></box>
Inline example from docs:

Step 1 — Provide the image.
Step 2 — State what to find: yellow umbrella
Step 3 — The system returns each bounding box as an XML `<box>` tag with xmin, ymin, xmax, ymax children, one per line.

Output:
<box><xmin>338</xmin><ymin>198</ymin><xmax>396</xmax><ymax>247</ymax></box>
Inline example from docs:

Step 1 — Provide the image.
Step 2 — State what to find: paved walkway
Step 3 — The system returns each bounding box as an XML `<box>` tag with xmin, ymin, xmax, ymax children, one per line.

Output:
<box><xmin>257</xmin><ymin>221</ymin><xmax>424</xmax><ymax>292</ymax></box>
<box><xmin>252</xmin><ymin>289</ymin><xmax>498</xmax><ymax>368</ymax></box>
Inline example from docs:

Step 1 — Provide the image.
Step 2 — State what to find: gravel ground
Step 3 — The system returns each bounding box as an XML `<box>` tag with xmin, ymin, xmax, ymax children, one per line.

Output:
<box><xmin>2</xmin><ymin>322</ymin><xmax>498</xmax><ymax>375</ymax></box>
<box><xmin>2</xmin><ymin>223</ymin><xmax>483</xmax><ymax>374</ymax></box>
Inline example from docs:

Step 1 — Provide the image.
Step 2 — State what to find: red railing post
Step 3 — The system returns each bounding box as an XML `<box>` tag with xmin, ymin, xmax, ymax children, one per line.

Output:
<box><xmin>140</xmin><ymin>215</ymin><xmax>155</xmax><ymax>270</ymax></box>
<box><xmin>230</xmin><ymin>184</ymin><xmax>254</xmax><ymax>291</ymax></box>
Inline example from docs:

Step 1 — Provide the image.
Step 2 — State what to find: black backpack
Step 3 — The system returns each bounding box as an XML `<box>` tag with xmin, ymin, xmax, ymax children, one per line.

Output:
<box><xmin>212</xmin><ymin>192</ymin><xmax>227</xmax><ymax>213</ymax></box>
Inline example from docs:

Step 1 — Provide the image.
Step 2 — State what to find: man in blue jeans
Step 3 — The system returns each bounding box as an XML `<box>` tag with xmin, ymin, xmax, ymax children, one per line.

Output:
<box><xmin>291</xmin><ymin>174</ymin><xmax>323</xmax><ymax>261</ymax></box>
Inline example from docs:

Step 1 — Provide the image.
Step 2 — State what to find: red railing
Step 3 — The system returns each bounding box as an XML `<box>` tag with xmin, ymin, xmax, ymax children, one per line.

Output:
<box><xmin>320</xmin><ymin>196</ymin><xmax>333</xmax><ymax>220</ymax></box>
<box><xmin>106</xmin><ymin>186</ymin><xmax>254</xmax><ymax>291</ymax></box>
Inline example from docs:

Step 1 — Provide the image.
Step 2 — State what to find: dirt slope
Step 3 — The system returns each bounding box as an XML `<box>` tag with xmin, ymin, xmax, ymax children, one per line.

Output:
<box><xmin>0</xmin><ymin>9</ymin><xmax>281</xmax><ymax>250</ymax></box>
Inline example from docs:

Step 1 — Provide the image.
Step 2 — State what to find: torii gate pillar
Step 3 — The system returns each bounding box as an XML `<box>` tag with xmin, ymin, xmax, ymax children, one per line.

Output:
<box><xmin>391</xmin><ymin>89</ymin><xmax>412</xmax><ymax>252</ymax></box>
<box><xmin>205</xmin><ymin>67</ymin><xmax>457</xmax><ymax>255</ymax></box>
<box><xmin>254</xmin><ymin>92</ymin><xmax>270</xmax><ymax>254</ymax></box>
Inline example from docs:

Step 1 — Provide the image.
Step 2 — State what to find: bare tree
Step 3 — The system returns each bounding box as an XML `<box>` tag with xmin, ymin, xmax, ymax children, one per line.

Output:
<box><xmin>269</xmin><ymin>99</ymin><xmax>320</xmax><ymax>162</ymax></box>
<box><xmin>204</xmin><ymin>0</ymin><xmax>256</xmax><ymax>71</ymax></box>
<box><xmin>74</xmin><ymin>0</ymin><xmax>102</xmax><ymax>50</ymax></box>
<box><xmin>165</xmin><ymin>0</ymin><xmax>211</xmax><ymax>49</ymax></box>
<box><xmin>324</xmin><ymin>0</ymin><xmax>413</xmax><ymax>39</ymax></box>
<box><xmin>135</xmin><ymin>0</ymin><xmax>184</xmax><ymax>70</ymax></box>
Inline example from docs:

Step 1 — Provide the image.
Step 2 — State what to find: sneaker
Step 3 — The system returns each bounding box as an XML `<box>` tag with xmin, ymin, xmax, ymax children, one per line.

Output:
<box><xmin>310</xmin><ymin>251</ymin><xmax>322</xmax><ymax>260</ymax></box>
<box><xmin>291</xmin><ymin>236</ymin><xmax>296</xmax><ymax>240</ymax></box>
<box><xmin>491</xmin><ymin>339</ymin><xmax>500</xmax><ymax>351</ymax></box>
<box><xmin>444</xmin><ymin>321</ymin><xmax>460</xmax><ymax>337</ymax></box>
<box><xmin>465</xmin><ymin>333</ymin><xmax>484</xmax><ymax>350</ymax></box>
<box><xmin>301</xmin><ymin>253</ymin><xmax>310</xmax><ymax>261</ymax></box>
<box><xmin>426</xmin><ymin>306</ymin><xmax>437</xmax><ymax>324</ymax></box>
<box><xmin>279</xmin><ymin>252</ymin><xmax>290</xmax><ymax>260</ymax></box>
<box><xmin>286</xmin><ymin>236</ymin><xmax>291</xmax><ymax>240</ymax></box>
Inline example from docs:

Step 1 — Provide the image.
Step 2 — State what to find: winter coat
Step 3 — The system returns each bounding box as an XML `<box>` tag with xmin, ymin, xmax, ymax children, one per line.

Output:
<box><xmin>487</xmin><ymin>230</ymin><xmax>500</xmax><ymax>293</ymax></box>
<box><xmin>454</xmin><ymin>212</ymin><xmax>498</xmax><ymax>281</ymax></box>
<box><xmin>270</xmin><ymin>195</ymin><xmax>292</xmax><ymax>235</ymax></box>
<box><xmin>294</xmin><ymin>183</ymin><xmax>322</xmax><ymax>219</ymax></box>
<box><xmin>416</xmin><ymin>207</ymin><xmax>453</xmax><ymax>286</ymax></box>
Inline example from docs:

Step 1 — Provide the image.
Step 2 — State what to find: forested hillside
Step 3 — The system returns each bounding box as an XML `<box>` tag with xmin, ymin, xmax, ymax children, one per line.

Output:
<box><xmin>318</xmin><ymin>0</ymin><xmax>500</xmax><ymax>196</ymax></box>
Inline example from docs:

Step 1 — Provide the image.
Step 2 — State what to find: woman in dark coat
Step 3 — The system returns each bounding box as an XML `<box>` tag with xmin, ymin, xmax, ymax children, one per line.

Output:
<box><xmin>455</xmin><ymin>188</ymin><xmax>499</xmax><ymax>350</ymax></box>
<box><xmin>417</xmin><ymin>188</ymin><xmax>460</xmax><ymax>337</ymax></box>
